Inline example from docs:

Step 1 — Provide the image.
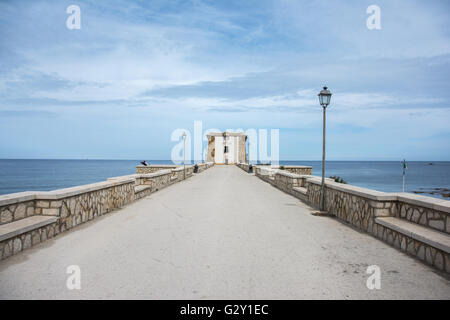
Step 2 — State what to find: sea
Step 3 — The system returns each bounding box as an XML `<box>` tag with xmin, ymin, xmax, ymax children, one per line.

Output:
<box><xmin>0</xmin><ymin>159</ymin><xmax>449</xmax><ymax>200</ymax></box>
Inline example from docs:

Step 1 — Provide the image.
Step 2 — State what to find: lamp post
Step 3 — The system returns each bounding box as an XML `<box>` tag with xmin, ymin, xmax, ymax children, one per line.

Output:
<box><xmin>318</xmin><ymin>86</ymin><xmax>332</xmax><ymax>211</ymax></box>
<box><xmin>402</xmin><ymin>159</ymin><xmax>407</xmax><ymax>192</ymax></box>
<box><xmin>182</xmin><ymin>131</ymin><xmax>187</xmax><ymax>180</ymax></box>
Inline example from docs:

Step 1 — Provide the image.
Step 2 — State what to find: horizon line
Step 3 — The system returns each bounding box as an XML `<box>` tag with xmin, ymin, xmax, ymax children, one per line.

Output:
<box><xmin>0</xmin><ymin>158</ymin><xmax>447</xmax><ymax>162</ymax></box>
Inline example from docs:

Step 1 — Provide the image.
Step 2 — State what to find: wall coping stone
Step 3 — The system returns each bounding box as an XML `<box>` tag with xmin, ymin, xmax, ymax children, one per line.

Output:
<box><xmin>257</xmin><ymin>168</ymin><xmax>273</xmax><ymax>175</ymax></box>
<box><xmin>134</xmin><ymin>185</ymin><xmax>152</xmax><ymax>193</ymax></box>
<box><xmin>107</xmin><ymin>174</ymin><xmax>140</xmax><ymax>181</ymax></box>
<box><xmin>36</xmin><ymin>178</ymin><xmax>136</xmax><ymax>200</ymax></box>
<box><xmin>136</xmin><ymin>164</ymin><xmax>200</xmax><ymax>169</ymax></box>
<box><xmin>0</xmin><ymin>192</ymin><xmax>37</xmax><ymax>206</ymax></box>
<box><xmin>305</xmin><ymin>176</ymin><xmax>335</xmax><ymax>184</ymax></box>
<box><xmin>136</xmin><ymin>164</ymin><xmax>178</xmax><ymax>168</ymax></box>
<box><xmin>273</xmin><ymin>165</ymin><xmax>313</xmax><ymax>169</ymax></box>
<box><xmin>0</xmin><ymin>178</ymin><xmax>135</xmax><ymax>205</ymax></box>
<box><xmin>293</xmin><ymin>186</ymin><xmax>307</xmax><ymax>195</ymax></box>
<box><xmin>111</xmin><ymin>170</ymin><xmax>178</xmax><ymax>179</ymax></box>
<box><xmin>295</xmin><ymin>174</ymin><xmax>314</xmax><ymax>178</ymax></box>
<box><xmin>274</xmin><ymin>170</ymin><xmax>302</xmax><ymax>178</ymax></box>
<box><xmin>142</xmin><ymin>169</ymin><xmax>173</xmax><ymax>177</ymax></box>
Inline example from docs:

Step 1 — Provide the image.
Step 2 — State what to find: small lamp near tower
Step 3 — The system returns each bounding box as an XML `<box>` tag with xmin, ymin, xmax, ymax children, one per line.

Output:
<box><xmin>182</xmin><ymin>131</ymin><xmax>187</xmax><ymax>180</ymax></box>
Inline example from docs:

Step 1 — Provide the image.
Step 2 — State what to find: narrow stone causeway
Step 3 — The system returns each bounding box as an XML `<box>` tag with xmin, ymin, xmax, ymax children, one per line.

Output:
<box><xmin>0</xmin><ymin>166</ymin><xmax>449</xmax><ymax>299</ymax></box>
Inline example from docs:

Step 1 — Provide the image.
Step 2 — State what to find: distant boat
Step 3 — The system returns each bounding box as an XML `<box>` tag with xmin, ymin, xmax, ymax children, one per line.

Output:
<box><xmin>428</xmin><ymin>162</ymin><xmax>433</xmax><ymax>165</ymax></box>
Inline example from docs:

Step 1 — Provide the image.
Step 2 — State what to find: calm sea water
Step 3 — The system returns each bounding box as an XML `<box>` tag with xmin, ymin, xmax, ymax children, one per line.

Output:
<box><xmin>0</xmin><ymin>160</ymin><xmax>449</xmax><ymax>200</ymax></box>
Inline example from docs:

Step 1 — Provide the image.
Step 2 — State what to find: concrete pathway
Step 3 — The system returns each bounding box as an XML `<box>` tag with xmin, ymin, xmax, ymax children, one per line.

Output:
<box><xmin>0</xmin><ymin>166</ymin><xmax>449</xmax><ymax>299</ymax></box>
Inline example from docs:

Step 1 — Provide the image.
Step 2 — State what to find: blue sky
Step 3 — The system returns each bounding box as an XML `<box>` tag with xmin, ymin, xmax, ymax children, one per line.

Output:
<box><xmin>0</xmin><ymin>0</ymin><xmax>449</xmax><ymax>160</ymax></box>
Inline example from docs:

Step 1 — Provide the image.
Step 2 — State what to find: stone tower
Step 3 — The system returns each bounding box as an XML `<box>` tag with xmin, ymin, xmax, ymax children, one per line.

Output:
<box><xmin>206</xmin><ymin>132</ymin><xmax>247</xmax><ymax>164</ymax></box>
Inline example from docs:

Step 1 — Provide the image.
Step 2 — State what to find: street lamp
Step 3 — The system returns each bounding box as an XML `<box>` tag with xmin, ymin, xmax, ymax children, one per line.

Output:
<box><xmin>182</xmin><ymin>131</ymin><xmax>187</xmax><ymax>179</ymax></box>
<box><xmin>318</xmin><ymin>86</ymin><xmax>332</xmax><ymax>211</ymax></box>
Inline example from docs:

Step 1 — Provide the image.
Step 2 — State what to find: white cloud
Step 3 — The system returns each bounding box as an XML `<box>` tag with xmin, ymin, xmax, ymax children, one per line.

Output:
<box><xmin>0</xmin><ymin>0</ymin><xmax>449</xmax><ymax>159</ymax></box>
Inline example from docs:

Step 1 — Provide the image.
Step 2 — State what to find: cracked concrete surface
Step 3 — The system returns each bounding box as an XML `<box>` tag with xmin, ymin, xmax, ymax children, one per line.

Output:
<box><xmin>0</xmin><ymin>165</ymin><xmax>449</xmax><ymax>299</ymax></box>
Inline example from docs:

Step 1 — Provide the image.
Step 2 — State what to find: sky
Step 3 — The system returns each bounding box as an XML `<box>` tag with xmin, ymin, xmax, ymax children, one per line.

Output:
<box><xmin>0</xmin><ymin>0</ymin><xmax>449</xmax><ymax>161</ymax></box>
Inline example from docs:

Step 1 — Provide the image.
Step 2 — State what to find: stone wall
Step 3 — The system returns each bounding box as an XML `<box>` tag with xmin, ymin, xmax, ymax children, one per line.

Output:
<box><xmin>253</xmin><ymin>166</ymin><xmax>274</xmax><ymax>183</ymax></box>
<box><xmin>307</xmin><ymin>179</ymin><xmax>449</xmax><ymax>272</ymax></box>
<box><xmin>252</xmin><ymin>165</ymin><xmax>450</xmax><ymax>273</ymax></box>
<box><xmin>0</xmin><ymin>178</ymin><xmax>135</xmax><ymax>261</ymax></box>
<box><xmin>241</xmin><ymin>164</ymin><xmax>312</xmax><ymax>175</ymax></box>
<box><xmin>136</xmin><ymin>165</ymin><xmax>178</xmax><ymax>174</ymax></box>
<box><xmin>236</xmin><ymin>162</ymin><xmax>252</xmax><ymax>173</ymax></box>
<box><xmin>237</xmin><ymin>163</ymin><xmax>312</xmax><ymax>176</ymax></box>
<box><xmin>273</xmin><ymin>170</ymin><xmax>302</xmax><ymax>192</ymax></box>
<box><xmin>280</xmin><ymin>166</ymin><xmax>312</xmax><ymax>175</ymax></box>
<box><xmin>197</xmin><ymin>162</ymin><xmax>214</xmax><ymax>173</ymax></box>
<box><xmin>0</xmin><ymin>220</ymin><xmax>58</xmax><ymax>260</ymax></box>
<box><xmin>374</xmin><ymin>219</ymin><xmax>449</xmax><ymax>271</ymax></box>
<box><xmin>42</xmin><ymin>179</ymin><xmax>135</xmax><ymax>233</ymax></box>
<box><xmin>0</xmin><ymin>163</ymin><xmax>214</xmax><ymax>261</ymax></box>
<box><xmin>306</xmin><ymin>178</ymin><xmax>397</xmax><ymax>227</ymax></box>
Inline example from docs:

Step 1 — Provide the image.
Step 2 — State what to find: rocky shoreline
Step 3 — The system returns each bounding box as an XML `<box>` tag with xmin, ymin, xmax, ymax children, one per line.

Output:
<box><xmin>412</xmin><ymin>187</ymin><xmax>450</xmax><ymax>198</ymax></box>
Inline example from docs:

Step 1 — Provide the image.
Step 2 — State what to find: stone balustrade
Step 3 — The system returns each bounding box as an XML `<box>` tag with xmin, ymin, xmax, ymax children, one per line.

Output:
<box><xmin>253</xmin><ymin>166</ymin><xmax>275</xmax><ymax>183</ymax></box>
<box><xmin>236</xmin><ymin>162</ymin><xmax>252</xmax><ymax>173</ymax></box>
<box><xmin>0</xmin><ymin>162</ymin><xmax>214</xmax><ymax>261</ymax></box>
<box><xmin>272</xmin><ymin>165</ymin><xmax>313</xmax><ymax>175</ymax></box>
<box><xmin>136</xmin><ymin>164</ymin><xmax>178</xmax><ymax>174</ymax></box>
<box><xmin>237</xmin><ymin>163</ymin><xmax>313</xmax><ymax>176</ymax></box>
<box><xmin>251</xmin><ymin>165</ymin><xmax>450</xmax><ymax>273</ymax></box>
<box><xmin>136</xmin><ymin>163</ymin><xmax>213</xmax><ymax>174</ymax></box>
<box><xmin>196</xmin><ymin>162</ymin><xmax>214</xmax><ymax>173</ymax></box>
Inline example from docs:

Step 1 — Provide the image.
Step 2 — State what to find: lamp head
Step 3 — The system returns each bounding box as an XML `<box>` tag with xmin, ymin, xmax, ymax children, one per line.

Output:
<box><xmin>318</xmin><ymin>86</ymin><xmax>332</xmax><ymax>107</ymax></box>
